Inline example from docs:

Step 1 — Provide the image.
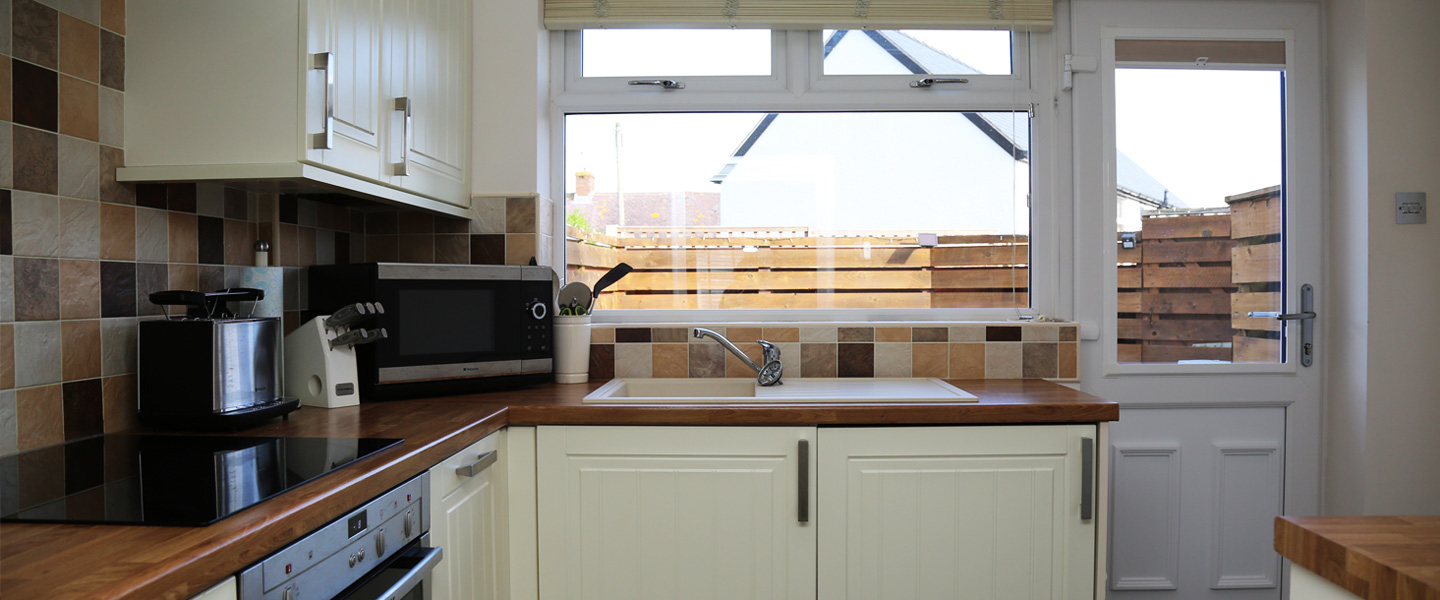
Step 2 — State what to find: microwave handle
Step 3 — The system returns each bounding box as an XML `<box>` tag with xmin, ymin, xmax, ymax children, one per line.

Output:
<box><xmin>363</xmin><ymin>544</ymin><xmax>442</xmax><ymax>600</ymax></box>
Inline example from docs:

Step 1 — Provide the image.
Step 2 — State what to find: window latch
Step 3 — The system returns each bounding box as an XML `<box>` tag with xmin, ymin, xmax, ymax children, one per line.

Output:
<box><xmin>909</xmin><ymin>77</ymin><xmax>969</xmax><ymax>88</ymax></box>
<box><xmin>628</xmin><ymin>79</ymin><xmax>686</xmax><ymax>90</ymax></box>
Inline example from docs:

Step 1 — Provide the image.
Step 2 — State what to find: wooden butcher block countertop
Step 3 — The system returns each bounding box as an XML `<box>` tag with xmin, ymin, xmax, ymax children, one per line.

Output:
<box><xmin>1</xmin><ymin>379</ymin><xmax>1116</xmax><ymax>600</ymax></box>
<box><xmin>1277</xmin><ymin>515</ymin><xmax>1440</xmax><ymax>600</ymax></box>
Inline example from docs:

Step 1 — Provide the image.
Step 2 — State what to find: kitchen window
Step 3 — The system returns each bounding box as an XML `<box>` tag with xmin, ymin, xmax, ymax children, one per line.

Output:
<box><xmin>551</xmin><ymin>24</ymin><xmax>1056</xmax><ymax>322</ymax></box>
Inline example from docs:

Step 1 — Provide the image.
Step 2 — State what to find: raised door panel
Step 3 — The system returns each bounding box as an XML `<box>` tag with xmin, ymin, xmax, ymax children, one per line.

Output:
<box><xmin>818</xmin><ymin>425</ymin><xmax>1096</xmax><ymax>600</ymax></box>
<box><xmin>391</xmin><ymin>0</ymin><xmax>469</xmax><ymax>205</ymax></box>
<box><xmin>306</xmin><ymin>0</ymin><xmax>384</xmax><ymax>181</ymax></box>
<box><xmin>537</xmin><ymin>426</ymin><xmax>816</xmax><ymax>600</ymax></box>
<box><xmin>429</xmin><ymin>429</ymin><xmax>507</xmax><ymax>600</ymax></box>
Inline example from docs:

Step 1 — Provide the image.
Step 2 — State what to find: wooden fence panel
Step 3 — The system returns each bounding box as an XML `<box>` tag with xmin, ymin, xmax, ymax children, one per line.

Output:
<box><xmin>1231</xmin><ymin>242</ymin><xmax>1281</xmax><ymax>284</ymax></box>
<box><xmin>1140</xmin><ymin>213</ymin><xmax>1231</xmax><ymax>239</ymax></box>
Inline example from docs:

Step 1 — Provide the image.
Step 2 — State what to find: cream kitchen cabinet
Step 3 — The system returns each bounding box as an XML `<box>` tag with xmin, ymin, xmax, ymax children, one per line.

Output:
<box><xmin>121</xmin><ymin>0</ymin><xmax>470</xmax><ymax>216</ymax></box>
<box><xmin>534</xmin><ymin>424</ymin><xmax>1106</xmax><ymax>600</ymax></box>
<box><xmin>817</xmin><ymin>425</ymin><xmax>1103</xmax><ymax>600</ymax></box>
<box><xmin>429</xmin><ymin>428</ymin><xmax>509</xmax><ymax>600</ymax></box>
<box><xmin>535</xmin><ymin>426</ymin><xmax>818</xmax><ymax>600</ymax></box>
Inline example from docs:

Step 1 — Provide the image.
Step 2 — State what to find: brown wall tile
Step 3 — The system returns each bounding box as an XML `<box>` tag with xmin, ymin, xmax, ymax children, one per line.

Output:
<box><xmin>912</xmin><ymin>327</ymin><xmax>948</xmax><ymax>342</ymax></box>
<box><xmin>504</xmin><ymin>233</ymin><xmax>534</xmax><ymax>266</ymax></box>
<box><xmin>166</xmin><ymin>212</ymin><xmax>197</xmax><ymax>263</ymax></box>
<box><xmin>912</xmin><ymin>343</ymin><xmax>948</xmax><ymax>378</ymax></box>
<box><xmin>687</xmin><ymin>343</ymin><xmax>725</xmax><ymax>378</ymax></box>
<box><xmin>196</xmin><ymin>215</ymin><xmax>223</xmax><ymax>264</ymax></box>
<box><xmin>13</xmin><ymin>126</ymin><xmax>58</xmax><ymax>194</ymax></box>
<box><xmin>15</xmin><ymin>257</ymin><xmax>60</xmax><ymax>321</ymax></box>
<box><xmin>276</xmin><ymin>223</ymin><xmax>298</xmax><ymax>266</ymax></box>
<box><xmin>651</xmin><ymin>344</ymin><xmax>688</xmax><ymax>378</ymax></box>
<box><xmin>365</xmin><ymin>211</ymin><xmax>397</xmax><ymax>234</ymax></box>
<box><xmin>724</xmin><ymin>342</ymin><xmax>762</xmax><ymax>378</ymax></box>
<box><xmin>99</xmin><ymin>260</ymin><xmax>134</xmax><ymax>317</ymax></box>
<box><xmin>398</xmin><ymin>211</ymin><xmax>433</xmax><ymax>234</ymax></box>
<box><xmin>135</xmin><ymin>262</ymin><xmax>166</xmax><ymax>316</ymax></box>
<box><xmin>99</xmin><ymin>145</ymin><xmax>133</xmax><ymax>204</ymax></box>
<box><xmin>12</xmin><ymin>59</ymin><xmax>58</xmax><ymax>132</ymax></box>
<box><xmin>588</xmin><ymin>344</ymin><xmax>614</xmax><ymax>380</ymax></box>
<box><xmin>506</xmin><ymin>197</ymin><xmax>536</xmax><ymax>233</ymax></box>
<box><xmin>651</xmin><ymin>328</ymin><xmax>688</xmax><ymax>343</ymax></box>
<box><xmin>61</xmin><ymin>319</ymin><xmax>100</xmax><ymax>380</ymax></box>
<box><xmin>166</xmin><ymin>183</ymin><xmax>196</xmax><ymax>213</ymax></box>
<box><xmin>875</xmin><ymin>327</ymin><xmax>910</xmax><ymax>342</ymax></box>
<box><xmin>223</xmin><ymin>218</ymin><xmax>252</xmax><ymax>265</ymax></box>
<box><xmin>469</xmin><ymin>234</ymin><xmax>503</xmax><ymax>264</ymax></box>
<box><xmin>615</xmin><ymin>327</ymin><xmax>651</xmax><ymax>343</ymax></box>
<box><xmin>1023</xmin><ymin>343</ymin><xmax>1058</xmax><ymax>379</ymax></box>
<box><xmin>100</xmin><ymin>0</ymin><xmax>125</xmax><ymax>34</ymax></box>
<box><xmin>434</xmin><ymin>235</ymin><xmax>468</xmax><ymax>264</ymax></box>
<box><xmin>589</xmin><ymin>327</ymin><xmax>614</xmax><ymax>344</ymax></box>
<box><xmin>800</xmin><ymin>343</ymin><xmax>837</xmax><ymax>378</ymax></box>
<box><xmin>135</xmin><ymin>183</ymin><xmax>166</xmax><ymax>209</ymax></box>
<box><xmin>98</xmin><ymin>203</ymin><xmax>134</xmax><ymax>260</ymax></box>
<box><xmin>101</xmin><ymin>373</ymin><xmax>138</xmax><ymax>433</ymax></box>
<box><xmin>167</xmin><ymin>263</ymin><xmax>196</xmax><ymax>292</ymax></box>
<box><xmin>761</xmin><ymin>327</ymin><xmax>799</xmax><ymax>342</ymax></box>
<box><xmin>837</xmin><ymin>343</ymin><xmax>874</xmax><ymax>377</ymax></box>
<box><xmin>397</xmin><ymin>234</ymin><xmax>433</xmax><ymax>263</ymax></box>
<box><xmin>12</xmin><ymin>191</ymin><xmax>59</xmax><ymax>257</ymax></box>
<box><xmin>14</xmin><ymin>0</ymin><xmax>60</xmax><ymax>70</ymax></box>
<box><xmin>58</xmin><ymin>75</ymin><xmax>100</xmax><ymax>141</ymax></box>
<box><xmin>196</xmin><ymin>265</ymin><xmax>223</xmax><ymax>293</ymax></box>
<box><xmin>297</xmin><ymin>226</ymin><xmax>317</xmax><ymax>266</ymax></box>
<box><xmin>58</xmin><ymin>259</ymin><xmax>99</xmax><ymax>319</ymax></box>
<box><xmin>0</xmin><ymin>62</ymin><xmax>11</xmax><ymax>123</ymax></box>
<box><xmin>365</xmin><ymin>234</ymin><xmax>397</xmax><ymax>262</ymax></box>
<box><xmin>726</xmin><ymin>327</ymin><xmax>761</xmax><ymax>343</ymax></box>
<box><xmin>986</xmin><ymin>326</ymin><xmax>1022</xmax><ymax>342</ymax></box>
<box><xmin>0</xmin><ymin>324</ymin><xmax>14</xmax><ymax>389</ymax></box>
<box><xmin>948</xmin><ymin>343</ymin><xmax>985</xmax><ymax>379</ymax></box>
<box><xmin>1058</xmin><ymin>343</ymin><xmax>1078</xmax><ymax>379</ymax></box>
<box><xmin>62</xmin><ymin>378</ymin><xmax>102</xmax><ymax>440</ymax></box>
<box><xmin>838</xmin><ymin>327</ymin><xmax>874</xmax><ymax>342</ymax></box>
<box><xmin>99</xmin><ymin>29</ymin><xmax>123</xmax><ymax>90</ymax></box>
<box><xmin>17</xmin><ymin>384</ymin><xmax>63</xmax><ymax>450</ymax></box>
<box><xmin>0</xmin><ymin>192</ymin><xmax>10</xmax><ymax>255</ymax></box>
<box><xmin>1060</xmin><ymin>326</ymin><xmax>1078</xmax><ymax>342</ymax></box>
<box><xmin>57</xmin><ymin>13</ymin><xmax>100</xmax><ymax>83</ymax></box>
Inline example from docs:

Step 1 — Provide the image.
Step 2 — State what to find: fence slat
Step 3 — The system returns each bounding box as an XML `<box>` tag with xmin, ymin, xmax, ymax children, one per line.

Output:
<box><xmin>931</xmin><ymin>245</ymin><xmax>1029</xmax><ymax>267</ymax></box>
<box><xmin>1141</xmin><ymin>239</ymin><xmax>1234</xmax><ymax>263</ymax></box>
<box><xmin>1141</xmin><ymin>214</ymin><xmax>1232</xmax><ymax>239</ymax></box>
<box><xmin>598</xmin><ymin>291</ymin><xmax>933</xmax><ymax>310</ymax></box>
<box><xmin>1117</xmin><ymin>292</ymin><xmax>1142</xmax><ymax>313</ymax></box>
<box><xmin>618</xmin><ymin>270</ymin><xmax>933</xmax><ymax>292</ymax></box>
<box><xmin>1231</xmin><ymin>242</ymin><xmax>1281</xmax><ymax>284</ymax></box>
<box><xmin>1233</xmin><ymin>335</ymin><xmax>1282</xmax><ymax>362</ymax></box>
<box><xmin>931</xmin><ymin>268</ymin><xmax>1028</xmax><ymax>289</ymax></box>
<box><xmin>1231</xmin><ymin>292</ymin><xmax>1283</xmax><ymax>331</ymax></box>
<box><xmin>1142</xmin><ymin>292</ymin><xmax>1230</xmax><ymax>315</ymax></box>
<box><xmin>622</xmin><ymin>247</ymin><xmax>932</xmax><ymax>270</ymax></box>
<box><xmin>1142</xmin><ymin>265</ymin><xmax>1234</xmax><ymax>288</ymax></box>
<box><xmin>1141</xmin><ymin>344</ymin><xmax>1233</xmax><ymax>362</ymax></box>
<box><xmin>1118</xmin><ymin>266</ymin><xmax>1143</xmax><ymax>288</ymax></box>
<box><xmin>931</xmin><ymin>292</ymin><xmax>1028</xmax><ymax>308</ymax></box>
<box><xmin>1229</xmin><ymin>197</ymin><xmax>1282</xmax><ymax>239</ymax></box>
<box><xmin>1141</xmin><ymin>318</ymin><xmax>1233</xmax><ymax>342</ymax></box>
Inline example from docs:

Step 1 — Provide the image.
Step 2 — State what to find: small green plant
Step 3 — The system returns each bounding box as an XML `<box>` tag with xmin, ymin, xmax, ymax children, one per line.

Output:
<box><xmin>566</xmin><ymin>210</ymin><xmax>594</xmax><ymax>232</ymax></box>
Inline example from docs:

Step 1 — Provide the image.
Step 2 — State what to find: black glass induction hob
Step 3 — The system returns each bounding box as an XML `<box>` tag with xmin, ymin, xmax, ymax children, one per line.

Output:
<box><xmin>0</xmin><ymin>435</ymin><xmax>402</xmax><ymax>526</ymax></box>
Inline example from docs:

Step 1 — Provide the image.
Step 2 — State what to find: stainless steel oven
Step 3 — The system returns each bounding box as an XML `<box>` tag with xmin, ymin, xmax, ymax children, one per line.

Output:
<box><xmin>238</xmin><ymin>473</ymin><xmax>439</xmax><ymax>600</ymax></box>
<box><xmin>307</xmin><ymin>264</ymin><xmax>554</xmax><ymax>400</ymax></box>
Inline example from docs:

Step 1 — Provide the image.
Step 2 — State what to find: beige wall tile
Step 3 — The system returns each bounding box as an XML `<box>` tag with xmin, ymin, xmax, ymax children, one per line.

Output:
<box><xmin>800</xmin><ymin>326</ymin><xmax>837</xmax><ymax>343</ymax></box>
<box><xmin>57</xmin><ymin>13</ymin><xmax>99</xmax><ymax>83</ymax></box>
<box><xmin>61</xmin><ymin>319</ymin><xmax>100</xmax><ymax>380</ymax></box>
<box><xmin>134</xmin><ymin>208</ymin><xmax>168</xmax><ymax>262</ymax></box>
<box><xmin>762</xmin><ymin>327</ymin><xmax>799</xmax><ymax>342</ymax></box>
<box><xmin>590</xmin><ymin>327</ymin><xmax>615</xmax><ymax>343</ymax></box>
<box><xmin>1022</xmin><ymin>324</ymin><xmax>1060</xmax><ymax>341</ymax></box>
<box><xmin>57</xmin><ymin>197</ymin><xmax>99</xmax><ymax>258</ymax></box>
<box><xmin>58</xmin><ymin>259</ymin><xmax>100</xmax><ymax>319</ymax></box>
<box><xmin>167</xmin><ymin>212</ymin><xmax>197</xmax><ymax>263</ymax></box>
<box><xmin>14</xmin><ymin>322</ymin><xmax>62</xmax><ymax>387</ymax></box>
<box><xmin>948</xmin><ymin>343</ymin><xmax>985</xmax><ymax>379</ymax></box>
<box><xmin>57</xmin><ymin>135</ymin><xmax>98</xmax><ymax>201</ymax></box>
<box><xmin>13</xmin><ymin>191</ymin><xmax>60</xmax><ymax>257</ymax></box>
<box><xmin>948</xmin><ymin>325</ymin><xmax>985</xmax><ymax>342</ymax></box>
<box><xmin>874</xmin><ymin>342</ymin><xmax>911</xmax><ymax>377</ymax></box>
<box><xmin>17</xmin><ymin>384</ymin><xmax>63</xmax><ymax>450</ymax></box>
<box><xmin>984</xmin><ymin>342</ymin><xmax>1023</xmax><ymax>379</ymax></box>
<box><xmin>613</xmin><ymin>343</ymin><xmax>652</xmax><ymax>378</ymax></box>
<box><xmin>468</xmin><ymin>197</ymin><xmax>506</xmax><ymax>234</ymax></box>
<box><xmin>912</xmin><ymin>343</ymin><xmax>948</xmax><ymax>378</ymax></box>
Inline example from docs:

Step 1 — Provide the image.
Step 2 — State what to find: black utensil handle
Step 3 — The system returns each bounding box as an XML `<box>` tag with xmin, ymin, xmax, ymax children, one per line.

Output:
<box><xmin>213</xmin><ymin>287</ymin><xmax>265</xmax><ymax>302</ymax></box>
<box><xmin>148</xmin><ymin>290</ymin><xmax>208</xmax><ymax>307</ymax></box>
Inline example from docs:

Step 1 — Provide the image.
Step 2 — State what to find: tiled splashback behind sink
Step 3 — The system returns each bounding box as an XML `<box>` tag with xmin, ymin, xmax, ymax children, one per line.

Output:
<box><xmin>588</xmin><ymin>323</ymin><xmax>1079</xmax><ymax>381</ymax></box>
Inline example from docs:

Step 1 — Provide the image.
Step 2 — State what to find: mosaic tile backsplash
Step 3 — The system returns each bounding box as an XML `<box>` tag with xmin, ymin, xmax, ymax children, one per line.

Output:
<box><xmin>587</xmin><ymin>323</ymin><xmax>1079</xmax><ymax>382</ymax></box>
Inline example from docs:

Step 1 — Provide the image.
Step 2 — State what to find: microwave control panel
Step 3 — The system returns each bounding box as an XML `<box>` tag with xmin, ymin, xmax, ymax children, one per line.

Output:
<box><xmin>524</xmin><ymin>296</ymin><xmax>552</xmax><ymax>354</ymax></box>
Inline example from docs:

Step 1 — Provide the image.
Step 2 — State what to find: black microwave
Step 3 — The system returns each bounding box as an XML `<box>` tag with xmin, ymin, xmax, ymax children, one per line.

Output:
<box><xmin>307</xmin><ymin>263</ymin><xmax>554</xmax><ymax>400</ymax></box>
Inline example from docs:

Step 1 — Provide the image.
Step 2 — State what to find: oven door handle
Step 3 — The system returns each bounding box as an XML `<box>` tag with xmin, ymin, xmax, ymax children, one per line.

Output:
<box><xmin>369</xmin><ymin>545</ymin><xmax>443</xmax><ymax>600</ymax></box>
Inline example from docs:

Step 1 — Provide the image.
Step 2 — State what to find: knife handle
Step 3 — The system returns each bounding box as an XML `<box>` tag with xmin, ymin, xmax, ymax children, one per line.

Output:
<box><xmin>325</xmin><ymin>303</ymin><xmax>371</xmax><ymax>330</ymax></box>
<box><xmin>347</xmin><ymin>328</ymin><xmax>388</xmax><ymax>347</ymax></box>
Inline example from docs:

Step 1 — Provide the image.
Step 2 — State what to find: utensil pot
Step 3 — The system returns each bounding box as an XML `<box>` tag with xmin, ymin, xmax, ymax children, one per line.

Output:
<box><xmin>553</xmin><ymin>314</ymin><xmax>591</xmax><ymax>384</ymax></box>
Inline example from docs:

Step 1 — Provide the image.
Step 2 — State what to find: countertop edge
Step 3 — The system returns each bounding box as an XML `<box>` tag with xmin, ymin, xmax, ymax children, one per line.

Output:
<box><xmin>1275</xmin><ymin>516</ymin><xmax>1440</xmax><ymax>600</ymax></box>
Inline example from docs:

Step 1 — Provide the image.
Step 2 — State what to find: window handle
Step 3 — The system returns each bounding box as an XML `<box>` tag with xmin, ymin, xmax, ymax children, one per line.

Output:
<box><xmin>910</xmin><ymin>77</ymin><xmax>970</xmax><ymax>88</ymax></box>
<box><xmin>628</xmin><ymin>79</ymin><xmax>686</xmax><ymax>90</ymax></box>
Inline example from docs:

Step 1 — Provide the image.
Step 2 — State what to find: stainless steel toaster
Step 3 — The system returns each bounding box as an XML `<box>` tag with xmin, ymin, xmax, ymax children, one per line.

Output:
<box><xmin>138</xmin><ymin>288</ymin><xmax>299</xmax><ymax>429</ymax></box>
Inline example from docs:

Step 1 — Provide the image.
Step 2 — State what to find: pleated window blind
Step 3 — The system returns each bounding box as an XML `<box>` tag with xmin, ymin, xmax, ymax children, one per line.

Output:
<box><xmin>544</xmin><ymin>0</ymin><xmax>1053</xmax><ymax>31</ymax></box>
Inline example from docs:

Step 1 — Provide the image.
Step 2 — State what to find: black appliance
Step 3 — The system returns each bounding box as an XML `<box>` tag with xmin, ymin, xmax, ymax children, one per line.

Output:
<box><xmin>308</xmin><ymin>263</ymin><xmax>554</xmax><ymax>400</ymax></box>
<box><xmin>139</xmin><ymin>288</ymin><xmax>299</xmax><ymax>428</ymax></box>
<box><xmin>0</xmin><ymin>435</ymin><xmax>401</xmax><ymax>526</ymax></box>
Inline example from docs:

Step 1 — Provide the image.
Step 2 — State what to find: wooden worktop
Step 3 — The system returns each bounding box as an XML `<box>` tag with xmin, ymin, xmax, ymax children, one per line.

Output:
<box><xmin>1</xmin><ymin>379</ymin><xmax>1115</xmax><ymax>600</ymax></box>
<box><xmin>1276</xmin><ymin>516</ymin><xmax>1440</xmax><ymax>599</ymax></box>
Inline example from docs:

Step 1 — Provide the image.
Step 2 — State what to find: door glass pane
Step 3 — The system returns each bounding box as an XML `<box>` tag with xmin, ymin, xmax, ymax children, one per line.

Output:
<box><xmin>581</xmin><ymin>29</ymin><xmax>772</xmax><ymax>77</ymax></box>
<box><xmin>1115</xmin><ymin>67</ymin><xmax>1285</xmax><ymax>363</ymax></box>
<box><xmin>565</xmin><ymin>112</ymin><xmax>1030</xmax><ymax>310</ymax></box>
<box><xmin>822</xmin><ymin>30</ymin><xmax>1012</xmax><ymax>75</ymax></box>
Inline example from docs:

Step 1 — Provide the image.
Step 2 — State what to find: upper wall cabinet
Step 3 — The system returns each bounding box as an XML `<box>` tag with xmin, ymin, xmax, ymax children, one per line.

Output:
<box><xmin>120</xmin><ymin>0</ymin><xmax>471</xmax><ymax>216</ymax></box>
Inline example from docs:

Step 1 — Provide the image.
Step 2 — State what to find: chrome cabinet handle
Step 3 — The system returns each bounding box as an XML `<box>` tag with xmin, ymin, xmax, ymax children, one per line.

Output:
<box><xmin>1080</xmin><ymin>437</ymin><xmax>1095</xmax><ymax>521</ymax></box>
<box><xmin>455</xmin><ymin>450</ymin><xmax>497</xmax><ymax>477</ymax></box>
<box><xmin>797</xmin><ymin>439</ymin><xmax>809</xmax><ymax>523</ymax></box>
<box><xmin>628</xmin><ymin>79</ymin><xmax>685</xmax><ymax>90</ymax></box>
<box><xmin>910</xmin><ymin>77</ymin><xmax>970</xmax><ymax>88</ymax></box>
<box><xmin>393</xmin><ymin>97</ymin><xmax>412</xmax><ymax>176</ymax></box>
<box><xmin>311</xmin><ymin>52</ymin><xmax>335</xmax><ymax>150</ymax></box>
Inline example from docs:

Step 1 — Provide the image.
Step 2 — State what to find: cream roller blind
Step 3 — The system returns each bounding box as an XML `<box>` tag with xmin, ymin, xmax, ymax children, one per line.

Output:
<box><xmin>544</xmin><ymin>0</ymin><xmax>1053</xmax><ymax>31</ymax></box>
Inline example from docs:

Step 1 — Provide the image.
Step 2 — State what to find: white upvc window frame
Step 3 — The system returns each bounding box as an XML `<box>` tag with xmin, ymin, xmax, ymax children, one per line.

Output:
<box><xmin>549</xmin><ymin>28</ymin><xmax>1058</xmax><ymax>325</ymax></box>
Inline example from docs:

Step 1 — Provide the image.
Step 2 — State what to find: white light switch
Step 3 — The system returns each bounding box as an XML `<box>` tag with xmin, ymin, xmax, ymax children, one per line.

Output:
<box><xmin>1397</xmin><ymin>192</ymin><xmax>1426</xmax><ymax>225</ymax></box>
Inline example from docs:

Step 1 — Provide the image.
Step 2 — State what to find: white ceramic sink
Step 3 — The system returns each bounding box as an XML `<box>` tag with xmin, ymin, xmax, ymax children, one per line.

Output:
<box><xmin>583</xmin><ymin>378</ymin><xmax>977</xmax><ymax>404</ymax></box>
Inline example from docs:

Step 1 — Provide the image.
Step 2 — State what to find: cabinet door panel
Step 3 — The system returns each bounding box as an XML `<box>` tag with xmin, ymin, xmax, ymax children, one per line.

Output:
<box><xmin>538</xmin><ymin>426</ymin><xmax>816</xmax><ymax>600</ymax></box>
<box><xmin>306</xmin><ymin>0</ymin><xmax>384</xmax><ymax>180</ymax></box>
<box><xmin>430</xmin><ymin>429</ymin><xmax>507</xmax><ymax>600</ymax></box>
<box><xmin>819</xmin><ymin>426</ymin><xmax>1096</xmax><ymax>600</ymax></box>
<box><xmin>401</xmin><ymin>0</ymin><xmax>469</xmax><ymax>203</ymax></box>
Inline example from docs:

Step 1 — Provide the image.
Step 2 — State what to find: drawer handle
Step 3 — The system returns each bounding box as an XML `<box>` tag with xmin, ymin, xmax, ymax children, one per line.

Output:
<box><xmin>311</xmin><ymin>52</ymin><xmax>335</xmax><ymax>150</ymax></box>
<box><xmin>798</xmin><ymin>439</ymin><xmax>809</xmax><ymax>523</ymax></box>
<box><xmin>455</xmin><ymin>450</ymin><xmax>498</xmax><ymax>477</ymax></box>
<box><xmin>1080</xmin><ymin>437</ymin><xmax>1094</xmax><ymax>521</ymax></box>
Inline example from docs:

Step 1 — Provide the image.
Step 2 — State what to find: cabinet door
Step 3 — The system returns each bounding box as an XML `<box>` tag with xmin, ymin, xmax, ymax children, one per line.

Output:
<box><xmin>384</xmin><ymin>0</ymin><xmax>470</xmax><ymax>206</ymax></box>
<box><xmin>429</xmin><ymin>429</ymin><xmax>508</xmax><ymax>600</ymax></box>
<box><xmin>537</xmin><ymin>426</ymin><xmax>816</xmax><ymax>600</ymax></box>
<box><xmin>305</xmin><ymin>0</ymin><xmax>384</xmax><ymax>181</ymax></box>
<box><xmin>818</xmin><ymin>425</ymin><xmax>1098</xmax><ymax>600</ymax></box>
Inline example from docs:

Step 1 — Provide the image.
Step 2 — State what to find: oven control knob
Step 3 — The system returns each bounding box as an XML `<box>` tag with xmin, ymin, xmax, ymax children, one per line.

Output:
<box><xmin>376</xmin><ymin>530</ymin><xmax>386</xmax><ymax>556</ymax></box>
<box><xmin>282</xmin><ymin>585</ymin><xmax>296</xmax><ymax>600</ymax></box>
<box><xmin>403</xmin><ymin>509</ymin><xmax>414</xmax><ymax>538</ymax></box>
<box><xmin>528</xmin><ymin>301</ymin><xmax>547</xmax><ymax>320</ymax></box>
<box><xmin>358</xmin><ymin>547</ymin><xmax>365</xmax><ymax>563</ymax></box>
